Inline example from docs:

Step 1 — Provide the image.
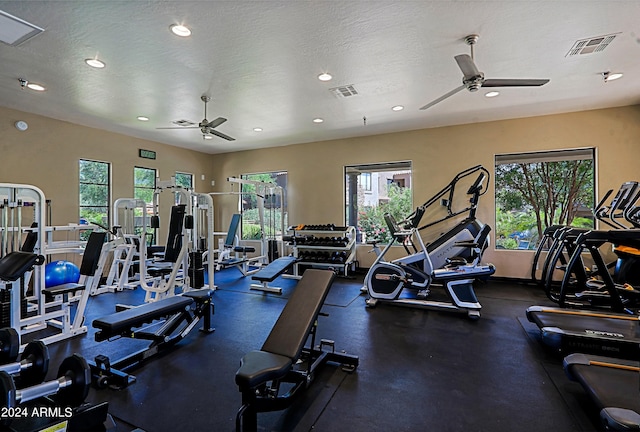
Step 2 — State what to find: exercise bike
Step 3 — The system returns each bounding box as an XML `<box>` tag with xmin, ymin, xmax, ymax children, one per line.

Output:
<box><xmin>363</xmin><ymin>166</ymin><xmax>495</xmax><ymax>318</ymax></box>
<box><xmin>364</xmin><ymin>212</ymin><xmax>494</xmax><ymax>318</ymax></box>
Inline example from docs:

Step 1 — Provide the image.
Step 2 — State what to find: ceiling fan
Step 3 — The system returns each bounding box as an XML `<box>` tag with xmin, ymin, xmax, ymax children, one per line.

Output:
<box><xmin>419</xmin><ymin>34</ymin><xmax>550</xmax><ymax>111</ymax></box>
<box><xmin>157</xmin><ymin>95</ymin><xmax>235</xmax><ymax>141</ymax></box>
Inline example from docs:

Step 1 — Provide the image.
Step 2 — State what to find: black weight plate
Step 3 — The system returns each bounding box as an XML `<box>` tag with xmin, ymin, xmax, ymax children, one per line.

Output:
<box><xmin>0</xmin><ymin>328</ymin><xmax>19</xmax><ymax>365</ymax></box>
<box><xmin>55</xmin><ymin>354</ymin><xmax>90</xmax><ymax>407</ymax></box>
<box><xmin>0</xmin><ymin>371</ymin><xmax>17</xmax><ymax>410</ymax></box>
<box><xmin>19</xmin><ymin>341</ymin><xmax>49</xmax><ymax>387</ymax></box>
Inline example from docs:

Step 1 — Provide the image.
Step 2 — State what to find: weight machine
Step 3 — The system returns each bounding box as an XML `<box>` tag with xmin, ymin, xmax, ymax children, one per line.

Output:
<box><xmin>0</xmin><ymin>184</ymin><xmax>107</xmax><ymax>349</ymax></box>
<box><xmin>207</xmin><ymin>177</ymin><xmax>285</xmax><ymax>284</ymax></box>
<box><xmin>140</xmin><ymin>179</ymin><xmax>214</xmax><ymax>302</ymax></box>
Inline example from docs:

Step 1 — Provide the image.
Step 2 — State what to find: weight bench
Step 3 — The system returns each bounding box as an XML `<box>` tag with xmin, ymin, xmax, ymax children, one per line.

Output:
<box><xmin>235</xmin><ymin>269</ymin><xmax>359</xmax><ymax>431</ymax></box>
<box><xmin>250</xmin><ymin>256</ymin><xmax>298</xmax><ymax>294</ymax></box>
<box><xmin>216</xmin><ymin>214</ymin><xmax>262</xmax><ymax>276</ymax></box>
<box><xmin>89</xmin><ymin>288</ymin><xmax>214</xmax><ymax>389</ymax></box>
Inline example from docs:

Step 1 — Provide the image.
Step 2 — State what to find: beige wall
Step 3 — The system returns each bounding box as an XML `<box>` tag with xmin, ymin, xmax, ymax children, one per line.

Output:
<box><xmin>0</xmin><ymin>106</ymin><xmax>215</xmax><ymax>243</ymax></box>
<box><xmin>3</xmin><ymin>104</ymin><xmax>640</xmax><ymax>278</ymax></box>
<box><xmin>211</xmin><ymin>105</ymin><xmax>640</xmax><ymax>278</ymax></box>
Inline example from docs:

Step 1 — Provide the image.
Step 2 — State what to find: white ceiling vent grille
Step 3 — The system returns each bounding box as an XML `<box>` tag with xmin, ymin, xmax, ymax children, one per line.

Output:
<box><xmin>330</xmin><ymin>85</ymin><xmax>358</xmax><ymax>98</ymax></box>
<box><xmin>0</xmin><ymin>10</ymin><xmax>44</xmax><ymax>46</ymax></box>
<box><xmin>172</xmin><ymin>119</ymin><xmax>196</xmax><ymax>127</ymax></box>
<box><xmin>566</xmin><ymin>33</ymin><xmax>619</xmax><ymax>57</ymax></box>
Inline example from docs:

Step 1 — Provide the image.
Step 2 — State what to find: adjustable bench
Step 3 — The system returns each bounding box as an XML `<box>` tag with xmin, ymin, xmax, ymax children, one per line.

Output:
<box><xmin>249</xmin><ymin>256</ymin><xmax>298</xmax><ymax>294</ymax></box>
<box><xmin>235</xmin><ymin>269</ymin><xmax>359</xmax><ymax>431</ymax></box>
<box><xmin>90</xmin><ymin>288</ymin><xmax>214</xmax><ymax>389</ymax></box>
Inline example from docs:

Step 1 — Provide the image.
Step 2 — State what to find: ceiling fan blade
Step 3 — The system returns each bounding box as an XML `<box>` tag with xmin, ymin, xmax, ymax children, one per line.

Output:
<box><xmin>206</xmin><ymin>117</ymin><xmax>228</xmax><ymax>129</ymax></box>
<box><xmin>419</xmin><ymin>84</ymin><xmax>467</xmax><ymax>110</ymax></box>
<box><xmin>156</xmin><ymin>126</ymin><xmax>200</xmax><ymax>130</ymax></box>
<box><xmin>482</xmin><ymin>78</ymin><xmax>550</xmax><ymax>87</ymax></box>
<box><xmin>454</xmin><ymin>54</ymin><xmax>481</xmax><ymax>80</ymax></box>
<box><xmin>208</xmin><ymin>129</ymin><xmax>236</xmax><ymax>141</ymax></box>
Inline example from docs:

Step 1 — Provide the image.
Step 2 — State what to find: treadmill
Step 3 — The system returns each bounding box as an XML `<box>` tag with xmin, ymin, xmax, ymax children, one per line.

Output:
<box><xmin>563</xmin><ymin>353</ymin><xmax>640</xmax><ymax>431</ymax></box>
<box><xmin>526</xmin><ymin>306</ymin><xmax>640</xmax><ymax>360</ymax></box>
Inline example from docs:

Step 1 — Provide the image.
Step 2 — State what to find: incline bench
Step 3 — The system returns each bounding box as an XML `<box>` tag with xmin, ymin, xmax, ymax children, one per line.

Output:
<box><xmin>90</xmin><ymin>288</ymin><xmax>214</xmax><ymax>389</ymax></box>
<box><xmin>249</xmin><ymin>256</ymin><xmax>298</xmax><ymax>294</ymax></box>
<box><xmin>235</xmin><ymin>269</ymin><xmax>359</xmax><ymax>431</ymax></box>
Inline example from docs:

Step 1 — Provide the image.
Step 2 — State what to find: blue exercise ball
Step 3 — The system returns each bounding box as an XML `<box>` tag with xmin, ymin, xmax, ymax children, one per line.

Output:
<box><xmin>44</xmin><ymin>261</ymin><xmax>80</xmax><ymax>288</ymax></box>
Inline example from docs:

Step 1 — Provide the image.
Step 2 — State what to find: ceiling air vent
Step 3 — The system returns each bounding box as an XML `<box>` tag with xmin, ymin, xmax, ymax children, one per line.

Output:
<box><xmin>566</xmin><ymin>33</ymin><xmax>619</xmax><ymax>57</ymax></box>
<box><xmin>172</xmin><ymin>120</ymin><xmax>197</xmax><ymax>127</ymax></box>
<box><xmin>0</xmin><ymin>10</ymin><xmax>44</xmax><ymax>46</ymax></box>
<box><xmin>330</xmin><ymin>85</ymin><xmax>358</xmax><ymax>98</ymax></box>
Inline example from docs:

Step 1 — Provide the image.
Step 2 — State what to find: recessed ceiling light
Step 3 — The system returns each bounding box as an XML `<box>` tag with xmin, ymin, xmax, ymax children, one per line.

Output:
<box><xmin>318</xmin><ymin>73</ymin><xmax>332</xmax><ymax>82</ymax></box>
<box><xmin>603</xmin><ymin>72</ymin><xmax>623</xmax><ymax>82</ymax></box>
<box><xmin>313</xmin><ymin>118</ymin><xmax>324</xmax><ymax>123</ymax></box>
<box><xmin>203</xmin><ymin>135</ymin><xmax>213</xmax><ymax>140</ymax></box>
<box><xmin>485</xmin><ymin>91</ymin><xmax>500</xmax><ymax>98</ymax></box>
<box><xmin>85</xmin><ymin>58</ymin><xmax>105</xmax><ymax>68</ymax></box>
<box><xmin>253</xmin><ymin>127</ymin><xmax>263</xmax><ymax>132</ymax></box>
<box><xmin>26</xmin><ymin>82</ymin><xmax>46</xmax><ymax>91</ymax></box>
<box><xmin>137</xmin><ymin>116</ymin><xmax>149</xmax><ymax>121</ymax></box>
<box><xmin>170</xmin><ymin>24</ymin><xmax>191</xmax><ymax>37</ymax></box>
<box><xmin>391</xmin><ymin>105</ymin><xmax>404</xmax><ymax>111</ymax></box>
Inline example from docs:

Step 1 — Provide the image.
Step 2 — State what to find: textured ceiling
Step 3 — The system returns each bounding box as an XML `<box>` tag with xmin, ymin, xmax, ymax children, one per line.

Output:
<box><xmin>1</xmin><ymin>1</ymin><xmax>639</xmax><ymax>154</ymax></box>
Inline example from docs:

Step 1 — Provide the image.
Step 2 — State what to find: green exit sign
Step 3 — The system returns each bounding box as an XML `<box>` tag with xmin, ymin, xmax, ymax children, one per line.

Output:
<box><xmin>139</xmin><ymin>149</ymin><xmax>156</xmax><ymax>160</ymax></box>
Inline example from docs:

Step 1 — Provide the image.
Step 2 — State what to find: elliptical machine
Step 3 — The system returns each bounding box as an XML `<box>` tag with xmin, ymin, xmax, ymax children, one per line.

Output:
<box><xmin>363</xmin><ymin>166</ymin><xmax>495</xmax><ymax>319</ymax></box>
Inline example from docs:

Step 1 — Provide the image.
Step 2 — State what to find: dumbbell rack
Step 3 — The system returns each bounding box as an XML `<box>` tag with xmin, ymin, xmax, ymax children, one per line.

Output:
<box><xmin>288</xmin><ymin>225</ymin><xmax>357</xmax><ymax>276</ymax></box>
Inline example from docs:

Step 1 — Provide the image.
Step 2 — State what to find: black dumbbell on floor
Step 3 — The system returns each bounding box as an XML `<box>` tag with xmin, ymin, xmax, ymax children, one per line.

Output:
<box><xmin>0</xmin><ymin>354</ymin><xmax>91</xmax><ymax>423</ymax></box>
<box><xmin>0</xmin><ymin>328</ymin><xmax>19</xmax><ymax>365</ymax></box>
<box><xmin>0</xmin><ymin>340</ymin><xmax>49</xmax><ymax>387</ymax></box>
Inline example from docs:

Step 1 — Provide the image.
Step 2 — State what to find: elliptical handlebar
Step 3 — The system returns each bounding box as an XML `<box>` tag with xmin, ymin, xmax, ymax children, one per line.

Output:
<box><xmin>405</xmin><ymin>165</ymin><xmax>490</xmax><ymax>232</ymax></box>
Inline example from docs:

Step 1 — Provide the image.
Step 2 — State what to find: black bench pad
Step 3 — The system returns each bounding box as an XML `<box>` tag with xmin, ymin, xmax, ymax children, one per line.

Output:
<box><xmin>0</xmin><ymin>251</ymin><xmax>44</xmax><ymax>282</ymax></box>
<box><xmin>93</xmin><ymin>296</ymin><xmax>194</xmax><ymax>335</ymax></box>
<box><xmin>233</xmin><ymin>246</ymin><xmax>255</xmax><ymax>253</ymax></box>
<box><xmin>236</xmin><ymin>269</ymin><xmax>334</xmax><ymax>390</ymax></box>
<box><xmin>252</xmin><ymin>257</ymin><xmax>297</xmax><ymax>283</ymax></box>
<box><xmin>43</xmin><ymin>282</ymin><xmax>85</xmax><ymax>298</ymax></box>
<box><xmin>235</xmin><ymin>351</ymin><xmax>292</xmax><ymax>389</ymax></box>
<box><xmin>182</xmin><ymin>288</ymin><xmax>213</xmax><ymax>301</ymax></box>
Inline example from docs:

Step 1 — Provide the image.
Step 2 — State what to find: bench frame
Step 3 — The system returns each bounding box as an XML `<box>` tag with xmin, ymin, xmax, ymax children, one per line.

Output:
<box><xmin>235</xmin><ymin>269</ymin><xmax>358</xmax><ymax>431</ymax></box>
<box><xmin>89</xmin><ymin>289</ymin><xmax>214</xmax><ymax>389</ymax></box>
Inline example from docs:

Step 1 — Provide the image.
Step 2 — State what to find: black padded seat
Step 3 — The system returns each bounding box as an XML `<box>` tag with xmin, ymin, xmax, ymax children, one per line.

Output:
<box><xmin>182</xmin><ymin>288</ymin><xmax>213</xmax><ymax>301</ymax></box>
<box><xmin>236</xmin><ymin>270</ymin><xmax>334</xmax><ymax>389</ymax></box>
<box><xmin>0</xmin><ymin>251</ymin><xmax>44</xmax><ymax>282</ymax></box>
<box><xmin>233</xmin><ymin>246</ymin><xmax>255</xmax><ymax>254</ymax></box>
<box><xmin>43</xmin><ymin>282</ymin><xmax>84</xmax><ymax>299</ymax></box>
<box><xmin>252</xmin><ymin>256</ymin><xmax>297</xmax><ymax>283</ymax></box>
<box><xmin>236</xmin><ymin>351</ymin><xmax>292</xmax><ymax>389</ymax></box>
<box><xmin>93</xmin><ymin>296</ymin><xmax>194</xmax><ymax>335</ymax></box>
<box><xmin>147</xmin><ymin>267</ymin><xmax>173</xmax><ymax>277</ymax></box>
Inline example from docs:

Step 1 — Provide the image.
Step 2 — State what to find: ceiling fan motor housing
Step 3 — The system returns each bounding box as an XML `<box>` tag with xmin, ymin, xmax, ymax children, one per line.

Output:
<box><xmin>463</xmin><ymin>73</ymin><xmax>484</xmax><ymax>92</ymax></box>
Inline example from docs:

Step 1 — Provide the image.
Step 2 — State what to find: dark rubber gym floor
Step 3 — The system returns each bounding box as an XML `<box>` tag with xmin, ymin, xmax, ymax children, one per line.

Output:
<box><xmin>30</xmin><ymin>268</ymin><xmax>604</xmax><ymax>432</ymax></box>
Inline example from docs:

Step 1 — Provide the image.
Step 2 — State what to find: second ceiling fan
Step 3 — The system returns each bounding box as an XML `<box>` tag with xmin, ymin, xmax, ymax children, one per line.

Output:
<box><xmin>420</xmin><ymin>34</ymin><xmax>550</xmax><ymax>111</ymax></box>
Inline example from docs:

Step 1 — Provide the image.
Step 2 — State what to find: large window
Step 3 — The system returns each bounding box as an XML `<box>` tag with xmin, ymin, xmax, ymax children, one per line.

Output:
<box><xmin>134</xmin><ymin>166</ymin><xmax>156</xmax><ymax>206</ymax></box>
<box><xmin>79</xmin><ymin>159</ymin><xmax>110</xmax><ymax>227</ymax></box>
<box><xmin>495</xmin><ymin>148</ymin><xmax>595</xmax><ymax>250</ymax></box>
<box><xmin>240</xmin><ymin>172</ymin><xmax>288</xmax><ymax>240</ymax></box>
<box><xmin>175</xmin><ymin>172</ymin><xmax>193</xmax><ymax>190</ymax></box>
<box><xmin>345</xmin><ymin>161</ymin><xmax>412</xmax><ymax>243</ymax></box>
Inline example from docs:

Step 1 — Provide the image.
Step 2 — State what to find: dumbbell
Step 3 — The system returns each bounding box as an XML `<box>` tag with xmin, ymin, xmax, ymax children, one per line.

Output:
<box><xmin>0</xmin><ymin>328</ymin><xmax>19</xmax><ymax>365</ymax></box>
<box><xmin>0</xmin><ymin>354</ymin><xmax>90</xmax><ymax>411</ymax></box>
<box><xmin>0</xmin><ymin>341</ymin><xmax>49</xmax><ymax>387</ymax></box>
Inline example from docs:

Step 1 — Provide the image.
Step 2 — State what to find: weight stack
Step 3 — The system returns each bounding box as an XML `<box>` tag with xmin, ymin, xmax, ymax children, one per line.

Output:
<box><xmin>0</xmin><ymin>290</ymin><xmax>11</xmax><ymax>328</ymax></box>
<box><xmin>268</xmin><ymin>239</ymin><xmax>280</xmax><ymax>262</ymax></box>
<box><xmin>189</xmin><ymin>251</ymin><xmax>205</xmax><ymax>289</ymax></box>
